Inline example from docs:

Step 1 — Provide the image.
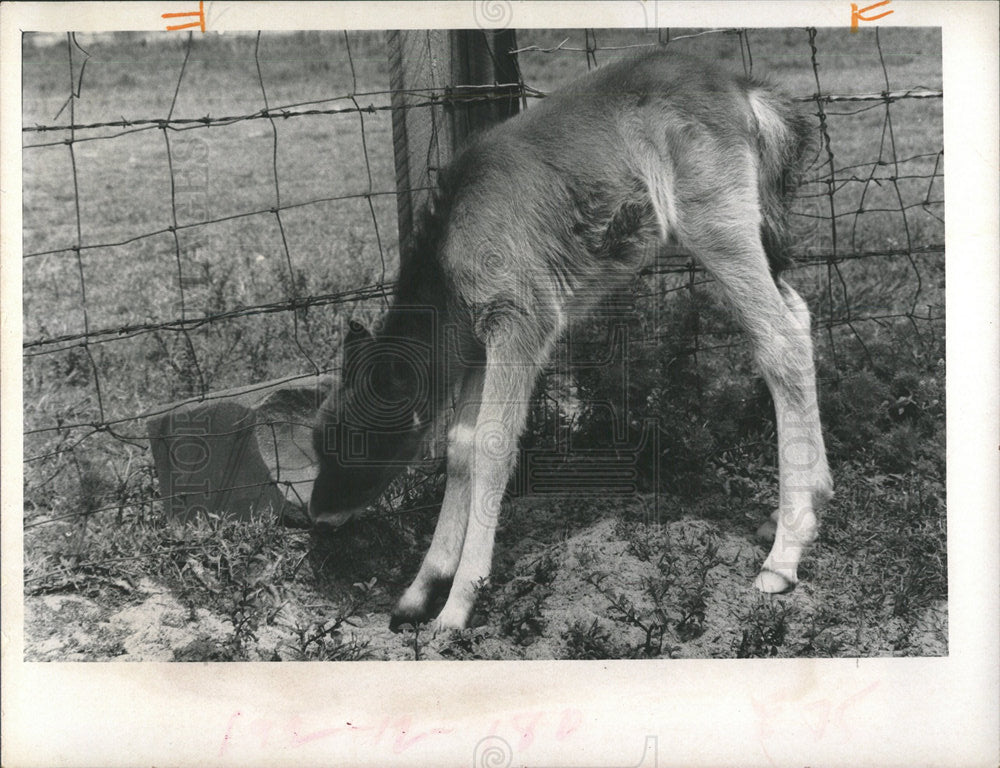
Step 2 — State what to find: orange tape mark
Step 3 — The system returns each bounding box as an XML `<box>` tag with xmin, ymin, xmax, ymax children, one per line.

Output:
<box><xmin>162</xmin><ymin>0</ymin><xmax>205</xmax><ymax>33</ymax></box>
<box><xmin>851</xmin><ymin>0</ymin><xmax>894</xmax><ymax>32</ymax></box>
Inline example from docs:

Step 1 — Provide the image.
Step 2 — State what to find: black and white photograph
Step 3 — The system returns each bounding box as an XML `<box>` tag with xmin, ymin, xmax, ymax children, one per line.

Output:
<box><xmin>2</xmin><ymin>2</ymin><xmax>997</xmax><ymax>766</ymax></box>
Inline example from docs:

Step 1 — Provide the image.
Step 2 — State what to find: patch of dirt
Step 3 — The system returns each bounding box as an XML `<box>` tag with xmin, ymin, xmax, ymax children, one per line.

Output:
<box><xmin>544</xmin><ymin>518</ymin><xmax>756</xmax><ymax>657</ymax></box>
<box><xmin>483</xmin><ymin>515</ymin><xmax>784</xmax><ymax>660</ymax></box>
<box><xmin>27</xmin><ymin>580</ymin><xmax>221</xmax><ymax>661</ymax></box>
<box><xmin>23</xmin><ymin>493</ymin><xmax>948</xmax><ymax>661</ymax></box>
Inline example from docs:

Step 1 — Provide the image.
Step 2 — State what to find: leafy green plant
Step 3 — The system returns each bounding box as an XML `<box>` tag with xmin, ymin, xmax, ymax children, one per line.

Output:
<box><xmin>586</xmin><ymin>572</ymin><xmax>672</xmax><ymax>657</ymax></box>
<box><xmin>561</xmin><ymin>618</ymin><xmax>621</xmax><ymax>660</ymax></box>
<box><xmin>733</xmin><ymin>600</ymin><xmax>791</xmax><ymax>658</ymax></box>
<box><xmin>281</xmin><ymin>579</ymin><xmax>376</xmax><ymax>661</ymax></box>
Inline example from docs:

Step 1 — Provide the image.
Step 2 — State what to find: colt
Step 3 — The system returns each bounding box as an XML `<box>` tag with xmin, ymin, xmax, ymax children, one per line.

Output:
<box><xmin>310</xmin><ymin>48</ymin><xmax>833</xmax><ymax>631</ymax></box>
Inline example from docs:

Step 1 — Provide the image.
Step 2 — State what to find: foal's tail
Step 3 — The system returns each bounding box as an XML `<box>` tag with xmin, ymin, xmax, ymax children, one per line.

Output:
<box><xmin>747</xmin><ymin>87</ymin><xmax>815</xmax><ymax>276</ymax></box>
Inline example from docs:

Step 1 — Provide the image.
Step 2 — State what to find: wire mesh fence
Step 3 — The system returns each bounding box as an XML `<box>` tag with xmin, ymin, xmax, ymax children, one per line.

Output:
<box><xmin>21</xmin><ymin>28</ymin><xmax>944</xmax><ymax>542</ymax></box>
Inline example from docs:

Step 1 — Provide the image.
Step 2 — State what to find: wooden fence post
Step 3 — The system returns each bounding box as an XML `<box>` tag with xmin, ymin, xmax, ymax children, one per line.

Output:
<box><xmin>387</xmin><ymin>29</ymin><xmax>520</xmax><ymax>267</ymax></box>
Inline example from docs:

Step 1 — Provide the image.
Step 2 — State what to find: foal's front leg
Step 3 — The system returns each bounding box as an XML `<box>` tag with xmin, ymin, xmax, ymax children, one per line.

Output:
<box><xmin>433</xmin><ymin>346</ymin><xmax>543</xmax><ymax>631</ymax></box>
<box><xmin>390</xmin><ymin>369</ymin><xmax>484</xmax><ymax>630</ymax></box>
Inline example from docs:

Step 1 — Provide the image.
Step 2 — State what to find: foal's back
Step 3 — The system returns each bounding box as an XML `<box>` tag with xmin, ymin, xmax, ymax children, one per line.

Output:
<box><xmin>435</xmin><ymin>49</ymin><xmax>770</xmax><ymax>332</ymax></box>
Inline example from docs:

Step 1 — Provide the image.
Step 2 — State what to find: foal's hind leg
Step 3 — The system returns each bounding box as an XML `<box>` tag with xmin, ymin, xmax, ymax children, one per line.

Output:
<box><xmin>687</xmin><ymin>217</ymin><xmax>832</xmax><ymax>592</ymax></box>
<box><xmin>754</xmin><ymin>279</ymin><xmax>833</xmax><ymax>548</ymax></box>
<box><xmin>390</xmin><ymin>367</ymin><xmax>485</xmax><ymax>630</ymax></box>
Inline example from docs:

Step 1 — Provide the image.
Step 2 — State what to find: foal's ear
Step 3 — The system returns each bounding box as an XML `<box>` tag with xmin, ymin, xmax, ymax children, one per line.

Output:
<box><xmin>343</xmin><ymin>319</ymin><xmax>373</xmax><ymax>378</ymax></box>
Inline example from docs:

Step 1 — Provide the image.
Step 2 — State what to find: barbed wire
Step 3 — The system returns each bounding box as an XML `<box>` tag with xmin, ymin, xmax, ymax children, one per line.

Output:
<box><xmin>21</xmin><ymin>27</ymin><xmax>943</xmax><ymax>533</ymax></box>
<box><xmin>22</xmin><ymin>84</ymin><xmax>939</xmax><ymax>144</ymax></box>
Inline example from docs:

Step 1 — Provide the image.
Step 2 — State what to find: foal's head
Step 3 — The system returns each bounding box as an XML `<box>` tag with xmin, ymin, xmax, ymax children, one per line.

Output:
<box><xmin>309</xmin><ymin>320</ymin><xmax>429</xmax><ymax>529</ymax></box>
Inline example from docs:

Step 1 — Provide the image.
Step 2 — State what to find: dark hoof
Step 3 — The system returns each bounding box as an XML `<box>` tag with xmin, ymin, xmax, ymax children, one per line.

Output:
<box><xmin>388</xmin><ymin>575</ymin><xmax>453</xmax><ymax>632</ymax></box>
<box><xmin>389</xmin><ymin>608</ymin><xmax>430</xmax><ymax>633</ymax></box>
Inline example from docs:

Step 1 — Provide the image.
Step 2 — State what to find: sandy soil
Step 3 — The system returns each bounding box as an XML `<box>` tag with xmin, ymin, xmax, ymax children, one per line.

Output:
<box><xmin>23</xmin><ymin>498</ymin><xmax>948</xmax><ymax>661</ymax></box>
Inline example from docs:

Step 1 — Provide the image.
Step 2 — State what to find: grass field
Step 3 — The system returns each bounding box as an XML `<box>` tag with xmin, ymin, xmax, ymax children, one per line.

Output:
<box><xmin>22</xmin><ymin>28</ymin><xmax>945</xmax><ymax>660</ymax></box>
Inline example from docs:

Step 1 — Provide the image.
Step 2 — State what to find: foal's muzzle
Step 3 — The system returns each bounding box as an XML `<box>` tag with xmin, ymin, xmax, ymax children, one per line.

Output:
<box><xmin>308</xmin><ymin>506</ymin><xmax>362</xmax><ymax>533</ymax></box>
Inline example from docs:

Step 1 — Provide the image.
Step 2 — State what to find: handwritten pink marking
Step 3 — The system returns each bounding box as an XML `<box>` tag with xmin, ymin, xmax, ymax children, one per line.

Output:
<box><xmin>383</xmin><ymin>715</ymin><xmax>454</xmax><ymax>753</ymax></box>
<box><xmin>555</xmin><ymin>708</ymin><xmax>583</xmax><ymax>740</ymax></box>
<box><xmin>249</xmin><ymin>716</ymin><xmax>275</xmax><ymax>749</ymax></box>
<box><xmin>218</xmin><ymin>710</ymin><xmax>242</xmax><ymax>757</ymax></box>
<box><xmin>513</xmin><ymin>711</ymin><xmax>544</xmax><ymax>751</ymax></box>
